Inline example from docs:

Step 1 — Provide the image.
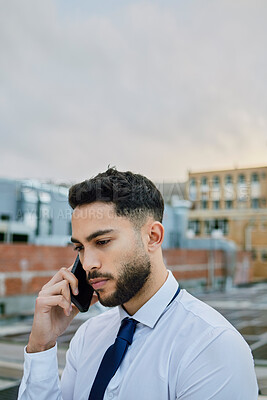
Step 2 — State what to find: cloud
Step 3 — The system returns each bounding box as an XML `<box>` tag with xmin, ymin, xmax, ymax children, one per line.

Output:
<box><xmin>0</xmin><ymin>0</ymin><xmax>267</xmax><ymax>182</ymax></box>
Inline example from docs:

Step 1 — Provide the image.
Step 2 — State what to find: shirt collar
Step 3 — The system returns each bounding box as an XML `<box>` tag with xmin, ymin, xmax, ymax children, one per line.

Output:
<box><xmin>118</xmin><ymin>270</ymin><xmax>179</xmax><ymax>328</ymax></box>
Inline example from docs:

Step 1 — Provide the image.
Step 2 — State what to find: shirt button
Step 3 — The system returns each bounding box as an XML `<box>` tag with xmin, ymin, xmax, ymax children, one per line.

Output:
<box><xmin>107</xmin><ymin>392</ymin><xmax>114</xmax><ymax>399</ymax></box>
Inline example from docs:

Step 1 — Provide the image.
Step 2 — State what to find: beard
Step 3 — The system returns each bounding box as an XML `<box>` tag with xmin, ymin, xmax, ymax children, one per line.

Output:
<box><xmin>88</xmin><ymin>242</ymin><xmax>151</xmax><ymax>308</ymax></box>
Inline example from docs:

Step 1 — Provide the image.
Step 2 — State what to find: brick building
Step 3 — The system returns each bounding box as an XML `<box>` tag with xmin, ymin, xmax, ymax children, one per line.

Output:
<box><xmin>186</xmin><ymin>165</ymin><xmax>267</xmax><ymax>280</ymax></box>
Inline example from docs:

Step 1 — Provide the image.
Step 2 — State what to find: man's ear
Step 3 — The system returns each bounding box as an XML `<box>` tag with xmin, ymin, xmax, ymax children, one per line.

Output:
<box><xmin>147</xmin><ymin>221</ymin><xmax>164</xmax><ymax>253</ymax></box>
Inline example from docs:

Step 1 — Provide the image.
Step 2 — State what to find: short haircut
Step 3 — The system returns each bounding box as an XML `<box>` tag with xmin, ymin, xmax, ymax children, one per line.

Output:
<box><xmin>68</xmin><ymin>167</ymin><xmax>164</xmax><ymax>226</ymax></box>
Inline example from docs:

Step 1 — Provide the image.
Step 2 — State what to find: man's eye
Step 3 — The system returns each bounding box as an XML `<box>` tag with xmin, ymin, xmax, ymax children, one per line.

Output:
<box><xmin>96</xmin><ymin>239</ymin><xmax>110</xmax><ymax>246</ymax></box>
<box><xmin>73</xmin><ymin>246</ymin><xmax>83</xmax><ymax>252</ymax></box>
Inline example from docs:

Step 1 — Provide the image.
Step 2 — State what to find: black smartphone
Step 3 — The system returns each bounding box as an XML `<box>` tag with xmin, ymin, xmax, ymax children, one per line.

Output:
<box><xmin>70</xmin><ymin>255</ymin><xmax>94</xmax><ymax>312</ymax></box>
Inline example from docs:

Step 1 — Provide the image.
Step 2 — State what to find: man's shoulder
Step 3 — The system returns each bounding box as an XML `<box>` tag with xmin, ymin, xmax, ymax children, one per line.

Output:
<box><xmin>174</xmin><ymin>289</ymin><xmax>236</xmax><ymax>332</ymax></box>
<box><xmin>168</xmin><ymin>290</ymin><xmax>251</xmax><ymax>369</ymax></box>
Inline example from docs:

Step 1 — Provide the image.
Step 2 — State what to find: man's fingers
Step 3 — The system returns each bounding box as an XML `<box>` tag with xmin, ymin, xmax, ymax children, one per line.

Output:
<box><xmin>40</xmin><ymin>280</ymin><xmax>71</xmax><ymax>304</ymax></box>
<box><xmin>42</xmin><ymin>267</ymin><xmax>79</xmax><ymax>295</ymax></box>
<box><xmin>35</xmin><ymin>295</ymin><xmax>72</xmax><ymax>317</ymax></box>
<box><xmin>42</xmin><ymin>267</ymin><xmax>69</xmax><ymax>288</ymax></box>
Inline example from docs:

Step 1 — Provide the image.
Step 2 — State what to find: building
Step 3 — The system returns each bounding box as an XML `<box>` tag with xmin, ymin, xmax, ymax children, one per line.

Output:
<box><xmin>186</xmin><ymin>166</ymin><xmax>267</xmax><ymax>280</ymax></box>
<box><xmin>0</xmin><ymin>178</ymin><xmax>72</xmax><ymax>245</ymax></box>
<box><xmin>155</xmin><ymin>181</ymin><xmax>186</xmax><ymax>205</ymax></box>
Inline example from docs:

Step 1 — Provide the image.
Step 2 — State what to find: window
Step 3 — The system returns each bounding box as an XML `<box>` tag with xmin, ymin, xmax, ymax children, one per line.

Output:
<box><xmin>189</xmin><ymin>178</ymin><xmax>197</xmax><ymax>201</ymax></box>
<box><xmin>251</xmin><ymin>249</ymin><xmax>257</xmax><ymax>261</ymax></box>
<box><xmin>225</xmin><ymin>175</ymin><xmax>232</xmax><ymax>184</ymax></box>
<box><xmin>188</xmin><ymin>220</ymin><xmax>201</xmax><ymax>235</ymax></box>
<box><xmin>237</xmin><ymin>174</ymin><xmax>248</xmax><ymax>201</ymax></box>
<box><xmin>204</xmin><ymin>220</ymin><xmax>211</xmax><ymax>235</ymax></box>
<box><xmin>251</xmin><ymin>199</ymin><xmax>259</xmax><ymax>209</ymax></box>
<box><xmin>190</xmin><ymin>178</ymin><xmax>196</xmax><ymax>187</ymax></box>
<box><xmin>213</xmin><ymin>200</ymin><xmax>220</xmax><ymax>209</ymax></box>
<box><xmin>261</xmin><ymin>198</ymin><xmax>266</xmax><ymax>207</ymax></box>
<box><xmin>225</xmin><ymin>200</ymin><xmax>233</xmax><ymax>209</ymax></box>
<box><xmin>11</xmin><ymin>234</ymin><xmax>29</xmax><ymax>243</ymax></box>
<box><xmin>201</xmin><ymin>177</ymin><xmax>207</xmax><ymax>185</ymax></box>
<box><xmin>212</xmin><ymin>176</ymin><xmax>220</xmax><ymax>187</ymax></box>
<box><xmin>0</xmin><ymin>232</ymin><xmax>4</xmax><ymax>242</ymax></box>
<box><xmin>215</xmin><ymin>219</ymin><xmax>229</xmax><ymax>235</ymax></box>
<box><xmin>201</xmin><ymin>200</ymin><xmax>208</xmax><ymax>209</ymax></box>
<box><xmin>261</xmin><ymin>251</ymin><xmax>267</xmax><ymax>262</ymax></box>
<box><xmin>222</xmin><ymin>219</ymin><xmax>229</xmax><ymax>235</ymax></box>
<box><xmin>251</xmin><ymin>173</ymin><xmax>259</xmax><ymax>183</ymax></box>
<box><xmin>204</xmin><ymin>219</ymin><xmax>228</xmax><ymax>235</ymax></box>
<box><xmin>238</xmin><ymin>174</ymin><xmax>246</xmax><ymax>184</ymax></box>
<box><xmin>0</xmin><ymin>214</ymin><xmax>10</xmax><ymax>221</ymax></box>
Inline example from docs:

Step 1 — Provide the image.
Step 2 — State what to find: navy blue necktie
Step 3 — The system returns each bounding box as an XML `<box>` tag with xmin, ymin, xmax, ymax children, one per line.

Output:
<box><xmin>88</xmin><ymin>317</ymin><xmax>138</xmax><ymax>400</ymax></box>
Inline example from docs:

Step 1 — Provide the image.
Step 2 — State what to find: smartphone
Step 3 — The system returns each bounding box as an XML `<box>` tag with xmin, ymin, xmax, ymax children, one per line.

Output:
<box><xmin>70</xmin><ymin>255</ymin><xmax>94</xmax><ymax>312</ymax></box>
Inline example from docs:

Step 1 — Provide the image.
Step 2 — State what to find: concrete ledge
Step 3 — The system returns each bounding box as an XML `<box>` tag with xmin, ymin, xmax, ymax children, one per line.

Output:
<box><xmin>0</xmin><ymin>361</ymin><xmax>23</xmax><ymax>380</ymax></box>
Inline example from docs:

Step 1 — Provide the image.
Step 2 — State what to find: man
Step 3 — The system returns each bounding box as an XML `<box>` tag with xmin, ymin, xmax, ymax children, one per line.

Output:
<box><xmin>18</xmin><ymin>168</ymin><xmax>258</xmax><ymax>399</ymax></box>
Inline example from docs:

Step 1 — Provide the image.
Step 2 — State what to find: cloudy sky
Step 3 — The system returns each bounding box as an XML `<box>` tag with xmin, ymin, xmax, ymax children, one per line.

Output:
<box><xmin>1</xmin><ymin>0</ymin><xmax>267</xmax><ymax>184</ymax></box>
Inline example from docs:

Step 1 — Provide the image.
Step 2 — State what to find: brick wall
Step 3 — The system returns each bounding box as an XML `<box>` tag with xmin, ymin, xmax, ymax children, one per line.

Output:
<box><xmin>0</xmin><ymin>244</ymin><xmax>75</xmax><ymax>296</ymax></box>
<box><xmin>0</xmin><ymin>244</ymin><xmax>252</xmax><ymax>297</ymax></box>
<box><xmin>163</xmin><ymin>248</ymin><xmax>226</xmax><ymax>287</ymax></box>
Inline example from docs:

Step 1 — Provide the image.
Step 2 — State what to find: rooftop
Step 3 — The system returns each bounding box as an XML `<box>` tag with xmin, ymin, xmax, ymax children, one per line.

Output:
<box><xmin>0</xmin><ymin>285</ymin><xmax>266</xmax><ymax>398</ymax></box>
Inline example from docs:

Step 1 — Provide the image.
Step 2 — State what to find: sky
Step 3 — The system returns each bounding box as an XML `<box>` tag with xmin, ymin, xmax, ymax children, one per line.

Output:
<box><xmin>1</xmin><ymin>0</ymin><xmax>267</xmax><ymax>185</ymax></box>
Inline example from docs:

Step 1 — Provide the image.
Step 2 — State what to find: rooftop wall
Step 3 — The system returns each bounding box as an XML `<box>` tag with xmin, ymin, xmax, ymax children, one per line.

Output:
<box><xmin>0</xmin><ymin>244</ymin><xmax>253</xmax><ymax>298</ymax></box>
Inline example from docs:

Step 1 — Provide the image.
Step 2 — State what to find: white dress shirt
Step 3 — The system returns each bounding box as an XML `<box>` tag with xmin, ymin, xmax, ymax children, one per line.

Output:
<box><xmin>18</xmin><ymin>271</ymin><xmax>258</xmax><ymax>400</ymax></box>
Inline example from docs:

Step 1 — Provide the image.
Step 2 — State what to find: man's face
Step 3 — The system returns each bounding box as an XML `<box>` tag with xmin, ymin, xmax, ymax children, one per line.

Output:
<box><xmin>71</xmin><ymin>202</ymin><xmax>151</xmax><ymax>308</ymax></box>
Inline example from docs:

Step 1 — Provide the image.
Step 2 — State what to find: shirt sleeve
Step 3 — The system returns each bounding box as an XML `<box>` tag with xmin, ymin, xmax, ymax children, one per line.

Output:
<box><xmin>60</xmin><ymin>318</ymin><xmax>89</xmax><ymax>399</ymax></box>
<box><xmin>60</xmin><ymin>334</ymin><xmax>78</xmax><ymax>400</ymax></box>
<box><xmin>176</xmin><ymin>328</ymin><xmax>258</xmax><ymax>400</ymax></box>
<box><xmin>17</xmin><ymin>344</ymin><xmax>62</xmax><ymax>400</ymax></box>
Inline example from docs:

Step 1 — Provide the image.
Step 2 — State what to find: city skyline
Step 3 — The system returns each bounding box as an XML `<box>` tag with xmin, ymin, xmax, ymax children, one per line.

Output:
<box><xmin>1</xmin><ymin>0</ymin><xmax>267</xmax><ymax>183</ymax></box>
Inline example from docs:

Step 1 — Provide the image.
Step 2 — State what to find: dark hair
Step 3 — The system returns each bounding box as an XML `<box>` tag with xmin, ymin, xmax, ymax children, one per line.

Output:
<box><xmin>68</xmin><ymin>167</ymin><xmax>164</xmax><ymax>225</ymax></box>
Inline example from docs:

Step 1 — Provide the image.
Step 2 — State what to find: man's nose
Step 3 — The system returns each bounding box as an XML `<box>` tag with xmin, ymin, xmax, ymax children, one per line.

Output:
<box><xmin>81</xmin><ymin>251</ymin><xmax>101</xmax><ymax>272</ymax></box>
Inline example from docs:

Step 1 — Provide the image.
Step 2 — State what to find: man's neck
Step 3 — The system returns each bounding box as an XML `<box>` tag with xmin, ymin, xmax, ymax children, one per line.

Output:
<box><xmin>122</xmin><ymin>265</ymin><xmax>168</xmax><ymax>316</ymax></box>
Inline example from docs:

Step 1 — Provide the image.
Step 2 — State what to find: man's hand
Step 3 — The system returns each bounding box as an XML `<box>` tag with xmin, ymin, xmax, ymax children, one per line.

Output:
<box><xmin>27</xmin><ymin>266</ymin><xmax>98</xmax><ymax>353</ymax></box>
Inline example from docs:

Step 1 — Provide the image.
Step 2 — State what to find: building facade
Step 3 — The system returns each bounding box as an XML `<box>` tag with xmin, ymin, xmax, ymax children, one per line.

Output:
<box><xmin>186</xmin><ymin>166</ymin><xmax>267</xmax><ymax>280</ymax></box>
<box><xmin>0</xmin><ymin>178</ymin><xmax>72</xmax><ymax>245</ymax></box>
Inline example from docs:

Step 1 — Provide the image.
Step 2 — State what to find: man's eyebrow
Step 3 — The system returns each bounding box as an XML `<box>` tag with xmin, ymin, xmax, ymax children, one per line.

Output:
<box><xmin>71</xmin><ymin>229</ymin><xmax>115</xmax><ymax>244</ymax></box>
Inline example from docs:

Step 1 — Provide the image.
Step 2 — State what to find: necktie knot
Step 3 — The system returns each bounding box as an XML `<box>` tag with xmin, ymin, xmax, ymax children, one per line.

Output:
<box><xmin>117</xmin><ymin>318</ymin><xmax>138</xmax><ymax>345</ymax></box>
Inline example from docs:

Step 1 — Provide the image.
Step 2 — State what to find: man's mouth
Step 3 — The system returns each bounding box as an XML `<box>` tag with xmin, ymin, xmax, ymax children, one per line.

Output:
<box><xmin>89</xmin><ymin>278</ymin><xmax>109</xmax><ymax>290</ymax></box>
